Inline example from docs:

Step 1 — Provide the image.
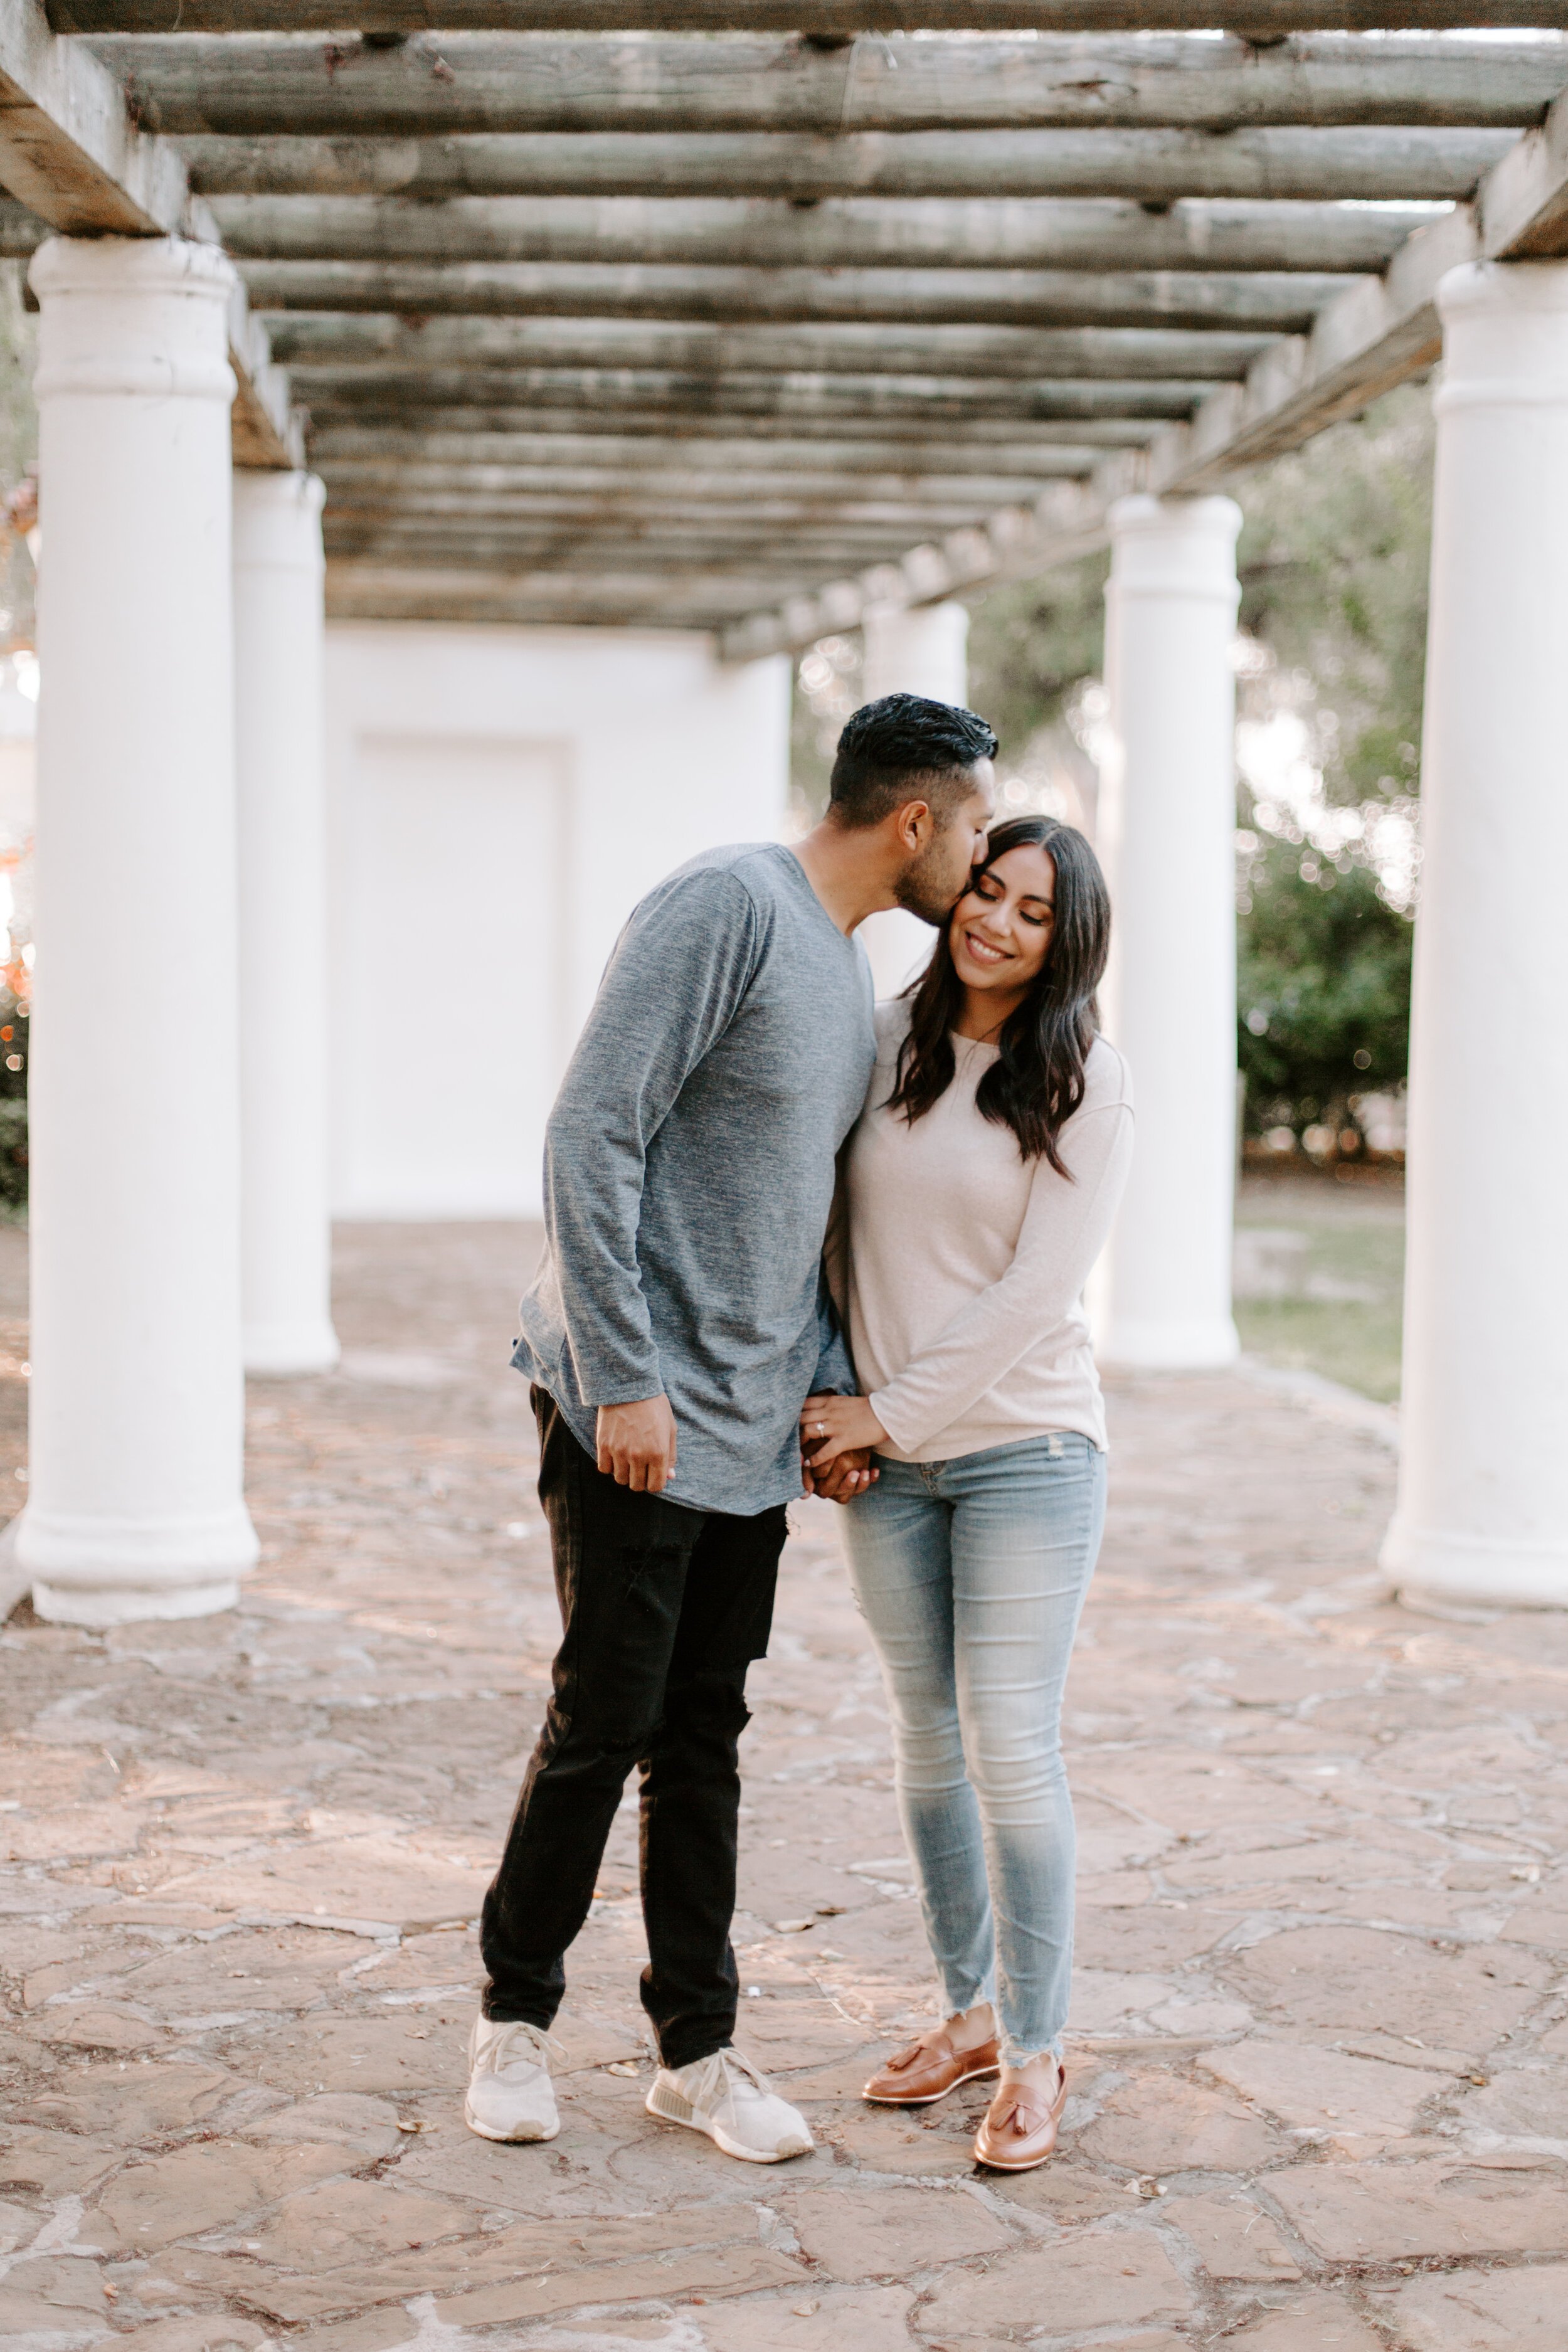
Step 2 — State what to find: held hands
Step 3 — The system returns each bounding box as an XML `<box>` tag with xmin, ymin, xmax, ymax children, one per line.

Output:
<box><xmin>596</xmin><ymin>1394</ymin><xmax>679</xmax><ymax>1493</ymax></box>
<box><xmin>801</xmin><ymin>1392</ymin><xmax>888</xmax><ymax>1501</ymax></box>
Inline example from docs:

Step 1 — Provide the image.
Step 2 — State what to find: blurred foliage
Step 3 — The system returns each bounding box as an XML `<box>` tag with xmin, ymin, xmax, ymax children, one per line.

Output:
<box><xmin>1236</xmin><ymin>830</ymin><xmax>1412</xmax><ymax>1137</ymax></box>
<box><xmin>0</xmin><ymin>983</ymin><xmax>28</xmax><ymax>1214</ymax></box>
<box><xmin>965</xmin><ymin>548</ymin><xmax>1109</xmax><ymax>754</ymax></box>
<box><xmin>1236</xmin><ymin>381</ymin><xmax>1432</xmax><ymax>812</ymax></box>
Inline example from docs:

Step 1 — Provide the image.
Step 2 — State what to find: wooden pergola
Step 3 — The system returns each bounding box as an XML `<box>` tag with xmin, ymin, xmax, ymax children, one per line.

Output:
<box><xmin>3</xmin><ymin>3</ymin><xmax>1566</xmax><ymax>654</ymax></box>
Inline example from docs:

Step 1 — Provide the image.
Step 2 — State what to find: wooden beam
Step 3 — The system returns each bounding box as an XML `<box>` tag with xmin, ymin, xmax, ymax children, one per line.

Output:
<box><xmin>205</xmin><ymin>193</ymin><xmax>1439</xmax><ymax>276</ymax></box>
<box><xmin>324</xmin><ymin>490</ymin><xmax>1014</xmax><ymax>526</ymax></box>
<box><xmin>0</xmin><ymin>0</ymin><xmax>192</xmax><ymax>230</ymax></box>
<box><xmin>263</xmin><ymin>314</ymin><xmax>1273</xmax><ymax>379</ymax></box>
<box><xmin>80</xmin><ymin>33</ymin><xmax>1568</xmax><ymax>137</ymax></box>
<box><xmin>52</xmin><ymin>5</ymin><xmax>1568</xmax><ymax>37</ymax></box>
<box><xmin>172</xmin><ymin>125</ymin><xmax>1517</xmax><ymax>204</ymax></box>
<box><xmin>1150</xmin><ymin>77</ymin><xmax>1568</xmax><ymax>489</ymax></box>
<box><xmin>291</xmin><ymin>367</ymin><xmax>1212</xmax><ymax>422</ymax></box>
<box><xmin>239</xmin><ymin>259</ymin><xmax>1357</xmax><ymax>335</ymax></box>
<box><xmin>0</xmin><ymin>3</ymin><xmax>297</xmax><ymax>462</ymax></box>
<box><xmin>307</xmin><ymin>426</ymin><xmax>1125</xmax><ymax>472</ymax></box>
<box><xmin>718</xmin><ymin>74</ymin><xmax>1568</xmax><ymax>659</ymax></box>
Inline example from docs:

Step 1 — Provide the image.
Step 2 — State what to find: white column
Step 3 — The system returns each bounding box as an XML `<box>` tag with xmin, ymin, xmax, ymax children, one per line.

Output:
<box><xmin>233</xmin><ymin>471</ymin><xmax>339</xmax><ymax>1374</ymax></box>
<box><xmin>857</xmin><ymin>600</ymin><xmax>972</xmax><ymax>999</ymax></box>
<box><xmin>1096</xmin><ymin>494</ymin><xmax>1242</xmax><ymax>1369</ymax></box>
<box><xmin>1383</xmin><ymin>260</ymin><xmax>1568</xmax><ymax>1611</ymax></box>
<box><xmin>18</xmin><ymin>236</ymin><xmax>257</xmax><ymax>1625</ymax></box>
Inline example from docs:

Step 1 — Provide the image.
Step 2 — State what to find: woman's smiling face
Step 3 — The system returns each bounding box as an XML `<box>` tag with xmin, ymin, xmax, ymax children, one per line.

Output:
<box><xmin>948</xmin><ymin>841</ymin><xmax>1058</xmax><ymax>998</ymax></box>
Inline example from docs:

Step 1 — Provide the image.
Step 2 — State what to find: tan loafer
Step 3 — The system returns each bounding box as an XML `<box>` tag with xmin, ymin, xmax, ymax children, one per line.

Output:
<box><xmin>973</xmin><ymin>2062</ymin><xmax>1069</xmax><ymax>2171</ymax></box>
<box><xmin>862</xmin><ymin>2028</ymin><xmax>1002</xmax><ymax>2107</ymax></box>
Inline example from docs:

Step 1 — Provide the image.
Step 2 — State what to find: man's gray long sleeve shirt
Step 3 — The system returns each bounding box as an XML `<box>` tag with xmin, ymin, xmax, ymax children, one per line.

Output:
<box><xmin>513</xmin><ymin>843</ymin><xmax>877</xmax><ymax>1515</ymax></box>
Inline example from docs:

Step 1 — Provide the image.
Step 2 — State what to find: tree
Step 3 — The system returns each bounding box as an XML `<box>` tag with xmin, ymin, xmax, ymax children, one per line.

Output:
<box><xmin>1236</xmin><ymin>828</ymin><xmax>1412</xmax><ymax>1142</ymax></box>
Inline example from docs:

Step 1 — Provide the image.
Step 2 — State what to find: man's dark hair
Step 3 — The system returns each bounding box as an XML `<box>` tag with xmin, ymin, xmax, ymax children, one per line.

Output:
<box><xmin>829</xmin><ymin>692</ymin><xmax>999</xmax><ymax>830</ymax></box>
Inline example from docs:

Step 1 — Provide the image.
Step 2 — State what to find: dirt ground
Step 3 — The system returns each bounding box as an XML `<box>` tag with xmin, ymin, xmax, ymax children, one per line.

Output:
<box><xmin>1</xmin><ymin>1219</ymin><xmax>1564</xmax><ymax>2352</ymax></box>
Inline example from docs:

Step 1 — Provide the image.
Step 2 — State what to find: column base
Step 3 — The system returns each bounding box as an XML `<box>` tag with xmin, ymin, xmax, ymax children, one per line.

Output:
<box><xmin>1381</xmin><ymin>1517</ymin><xmax>1568</xmax><ymax>1612</ymax></box>
<box><xmin>244</xmin><ymin>1320</ymin><xmax>341</xmax><ymax>1377</ymax></box>
<box><xmin>14</xmin><ymin>1501</ymin><xmax>258</xmax><ymax>1626</ymax></box>
<box><xmin>1099</xmin><ymin>1316</ymin><xmax>1241</xmax><ymax>1372</ymax></box>
<box><xmin>32</xmin><ymin>1576</ymin><xmax>243</xmax><ymax>1628</ymax></box>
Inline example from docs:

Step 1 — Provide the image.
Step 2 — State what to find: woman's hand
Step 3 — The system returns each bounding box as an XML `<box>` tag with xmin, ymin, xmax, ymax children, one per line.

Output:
<box><xmin>801</xmin><ymin>1392</ymin><xmax>888</xmax><ymax>1474</ymax></box>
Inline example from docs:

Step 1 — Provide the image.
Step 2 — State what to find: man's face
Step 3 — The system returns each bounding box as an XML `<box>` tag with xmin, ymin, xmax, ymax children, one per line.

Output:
<box><xmin>894</xmin><ymin>759</ymin><xmax>996</xmax><ymax>925</ymax></box>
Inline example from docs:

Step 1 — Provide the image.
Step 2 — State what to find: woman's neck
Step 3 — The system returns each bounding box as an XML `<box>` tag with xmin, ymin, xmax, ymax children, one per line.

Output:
<box><xmin>953</xmin><ymin>985</ymin><xmax>1028</xmax><ymax>1044</ymax></box>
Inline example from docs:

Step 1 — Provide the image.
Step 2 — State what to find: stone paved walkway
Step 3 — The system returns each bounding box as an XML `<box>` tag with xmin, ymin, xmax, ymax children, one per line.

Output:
<box><xmin>1</xmin><ymin>1222</ymin><xmax>1565</xmax><ymax>2352</ymax></box>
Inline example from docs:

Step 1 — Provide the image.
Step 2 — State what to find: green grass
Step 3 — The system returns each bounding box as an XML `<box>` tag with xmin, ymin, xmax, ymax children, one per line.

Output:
<box><xmin>1234</xmin><ymin>1175</ymin><xmax>1405</xmax><ymax>1403</ymax></box>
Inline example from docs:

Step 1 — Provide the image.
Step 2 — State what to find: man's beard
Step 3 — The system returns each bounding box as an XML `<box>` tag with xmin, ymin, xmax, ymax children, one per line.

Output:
<box><xmin>894</xmin><ymin>837</ymin><xmax>965</xmax><ymax>927</ymax></box>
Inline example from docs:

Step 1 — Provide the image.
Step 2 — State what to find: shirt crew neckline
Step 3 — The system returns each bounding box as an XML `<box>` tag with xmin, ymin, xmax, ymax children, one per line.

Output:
<box><xmin>776</xmin><ymin>844</ymin><xmax>875</xmax><ymax>951</ymax></box>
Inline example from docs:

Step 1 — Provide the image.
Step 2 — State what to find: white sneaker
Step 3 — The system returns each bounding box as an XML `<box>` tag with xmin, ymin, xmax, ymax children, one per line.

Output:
<box><xmin>464</xmin><ymin>2015</ymin><xmax>562</xmax><ymax>2143</ymax></box>
<box><xmin>646</xmin><ymin>2045</ymin><xmax>813</xmax><ymax>2163</ymax></box>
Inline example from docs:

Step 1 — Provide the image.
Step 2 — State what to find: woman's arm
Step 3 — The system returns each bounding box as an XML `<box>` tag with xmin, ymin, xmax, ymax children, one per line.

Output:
<box><xmin>862</xmin><ymin>1096</ymin><xmax>1134</xmax><ymax>1456</ymax></box>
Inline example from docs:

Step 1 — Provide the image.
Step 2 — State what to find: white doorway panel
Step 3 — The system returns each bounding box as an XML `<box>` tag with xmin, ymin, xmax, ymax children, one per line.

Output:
<box><xmin>339</xmin><ymin>733</ymin><xmax>567</xmax><ymax>1217</ymax></box>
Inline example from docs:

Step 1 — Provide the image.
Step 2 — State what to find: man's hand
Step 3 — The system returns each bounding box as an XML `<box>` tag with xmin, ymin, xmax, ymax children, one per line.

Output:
<box><xmin>808</xmin><ymin>1445</ymin><xmax>879</xmax><ymax>1505</ymax></box>
<box><xmin>596</xmin><ymin>1395</ymin><xmax>678</xmax><ymax>1493</ymax></box>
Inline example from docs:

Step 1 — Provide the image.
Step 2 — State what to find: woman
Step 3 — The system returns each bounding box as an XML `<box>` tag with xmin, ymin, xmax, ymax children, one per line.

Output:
<box><xmin>802</xmin><ymin>815</ymin><xmax>1132</xmax><ymax>2173</ymax></box>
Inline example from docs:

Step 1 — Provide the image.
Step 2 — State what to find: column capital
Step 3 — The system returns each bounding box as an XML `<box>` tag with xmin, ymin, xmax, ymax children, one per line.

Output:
<box><xmin>1434</xmin><ymin>257</ymin><xmax>1568</xmax><ymax>415</ymax></box>
<box><xmin>233</xmin><ymin>470</ymin><xmax>326</xmax><ymax>575</ymax></box>
<box><xmin>1106</xmin><ymin>493</ymin><xmax>1242</xmax><ymax>605</ymax></box>
<box><xmin>30</xmin><ymin>234</ymin><xmax>236</xmax><ymax>406</ymax></box>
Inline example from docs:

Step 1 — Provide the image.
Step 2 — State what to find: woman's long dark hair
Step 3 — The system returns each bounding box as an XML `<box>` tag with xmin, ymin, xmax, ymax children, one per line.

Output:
<box><xmin>887</xmin><ymin>816</ymin><xmax>1111</xmax><ymax>1175</ymax></box>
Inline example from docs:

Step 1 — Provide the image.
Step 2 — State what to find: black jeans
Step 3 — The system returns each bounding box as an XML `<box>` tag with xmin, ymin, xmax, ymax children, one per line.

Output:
<box><xmin>479</xmin><ymin>1388</ymin><xmax>788</xmax><ymax>2069</ymax></box>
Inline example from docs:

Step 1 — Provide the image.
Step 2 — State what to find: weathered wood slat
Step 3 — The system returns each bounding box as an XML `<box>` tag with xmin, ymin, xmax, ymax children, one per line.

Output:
<box><xmin>173</xmin><ymin>125</ymin><xmax>1518</xmax><ymax>203</ymax></box>
<box><xmin>53</xmin><ymin>4</ymin><xmax>1568</xmax><ymax>36</ymax></box>
<box><xmin>326</xmin><ymin>531</ymin><xmax>958</xmax><ymax>566</ymax></box>
<box><xmin>82</xmin><ymin>32</ymin><xmax>1568</xmax><ymax>137</ymax></box>
<box><xmin>292</xmin><ymin>367</ymin><xmax>1211</xmax><ymax>420</ymax></box>
<box><xmin>0</xmin><ymin>0</ymin><xmax>192</xmax><ymax>232</ymax></box>
<box><xmin>204</xmin><ymin>193</ymin><xmax>1441</xmax><ymax>274</ymax></box>
<box><xmin>240</xmin><ymin>258</ymin><xmax>1355</xmax><ymax>334</ymax></box>
<box><xmin>263</xmin><ymin>312</ymin><xmax>1273</xmax><ymax>378</ymax></box>
<box><xmin>319</xmin><ymin>464</ymin><xmax>1074</xmax><ymax>504</ymax></box>
<box><xmin>307</xmin><ymin>426</ymin><xmax>1124</xmax><ymax>470</ymax></box>
<box><xmin>324</xmin><ymin>494</ymin><xmax>1014</xmax><ymax>529</ymax></box>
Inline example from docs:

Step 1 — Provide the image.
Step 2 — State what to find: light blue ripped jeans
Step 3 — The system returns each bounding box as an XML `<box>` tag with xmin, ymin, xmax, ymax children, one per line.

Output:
<box><xmin>841</xmin><ymin>1431</ymin><xmax>1106</xmax><ymax>2065</ymax></box>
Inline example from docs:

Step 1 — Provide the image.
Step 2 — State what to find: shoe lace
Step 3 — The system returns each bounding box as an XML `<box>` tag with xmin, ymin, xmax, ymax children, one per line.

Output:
<box><xmin>487</xmin><ymin>2020</ymin><xmax>564</xmax><ymax>2076</ymax></box>
<box><xmin>690</xmin><ymin>2045</ymin><xmax>771</xmax><ymax>2106</ymax></box>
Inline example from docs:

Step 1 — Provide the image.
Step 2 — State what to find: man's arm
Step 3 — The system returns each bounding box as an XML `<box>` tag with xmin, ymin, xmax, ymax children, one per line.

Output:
<box><xmin>543</xmin><ymin>867</ymin><xmax>760</xmax><ymax>1469</ymax></box>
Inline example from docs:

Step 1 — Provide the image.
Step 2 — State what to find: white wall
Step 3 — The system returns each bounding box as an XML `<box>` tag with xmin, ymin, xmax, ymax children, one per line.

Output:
<box><xmin>324</xmin><ymin>624</ymin><xmax>791</xmax><ymax>1219</ymax></box>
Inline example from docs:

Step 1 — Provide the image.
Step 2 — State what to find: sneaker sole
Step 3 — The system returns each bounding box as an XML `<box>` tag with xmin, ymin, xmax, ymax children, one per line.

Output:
<box><xmin>645</xmin><ymin>2081</ymin><xmax>812</xmax><ymax>2164</ymax></box>
<box><xmin>862</xmin><ymin>2058</ymin><xmax>1001</xmax><ymax>2107</ymax></box>
<box><xmin>464</xmin><ymin>2098</ymin><xmax>559</xmax><ymax>2144</ymax></box>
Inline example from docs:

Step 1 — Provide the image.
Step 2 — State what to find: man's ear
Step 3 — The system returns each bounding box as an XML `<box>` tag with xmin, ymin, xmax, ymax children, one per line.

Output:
<box><xmin>895</xmin><ymin>798</ymin><xmax>932</xmax><ymax>852</ymax></box>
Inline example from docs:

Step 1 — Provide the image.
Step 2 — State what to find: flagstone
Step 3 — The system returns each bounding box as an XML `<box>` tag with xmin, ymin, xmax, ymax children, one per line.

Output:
<box><xmin>1224</xmin><ymin>2289</ymin><xmax>1386</xmax><ymax>2350</ymax></box>
<box><xmin>236</xmin><ymin>2011</ymin><xmax>470</xmax><ymax>2096</ymax></box>
<box><xmin>0</xmin><ymin>2126</ymin><xmax>125</xmax><ymax>2196</ymax></box>
<box><xmin>1221</xmin><ymin>1924</ymin><xmax>1547</xmax><ymax>2049</ymax></box>
<box><xmin>245</xmin><ymin>2176</ymin><xmax>474</xmax><ymax>2269</ymax></box>
<box><xmin>1384</xmin><ymin>2261</ymin><xmax>1568</xmax><ymax>2349</ymax></box>
<box><xmin>1162</xmin><ymin>2190</ymin><xmax>1302</xmax><ymax>2280</ymax></box>
<box><xmin>1076</xmin><ymin>2069</ymin><xmax>1288</xmax><ymax>2175</ymax></box>
<box><xmin>695</xmin><ymin>2283</ymin><xmax>917</xmax><ymax>2351</ymax></box>
<box><xmin>240</xmin><ymin>2092</ymin><xmax>405</xmax><ymax>2158</ymax></box>
<box><xmin>778</xmin><ymin>2181</ymin><xmax>1017</xmax><ymax>2280</ymax></box>
<box><xmin>95</xmin><ymin>2137</ymin><xmax>351</xmax><ymax>2251</ymax></box>
<box><xmin>911</xmin><ymin>2228</ymin><xmax>1190</xmax><ymax>2338</ymax></box>
<box><xmin>1268</xmin><ymin>2156</ymin><xmax>1568</xmax><ymax>2261</ymax></box>
<box><xmin>18</xmin><ymin>2060</ymin><xmax>237</xmax><ymax>2140</ymax></box>
<box><xmin>1197</xmin><ymin>2038</ymin><xmax>1450</xmax><ymax>2139</ymax></box>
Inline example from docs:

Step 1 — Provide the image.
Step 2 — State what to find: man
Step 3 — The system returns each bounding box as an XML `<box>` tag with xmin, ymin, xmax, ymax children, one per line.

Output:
<box><xmin>466</xmin><ymin>693</ymin><xmax>998</xmax><ymax>2162</ymax></box>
